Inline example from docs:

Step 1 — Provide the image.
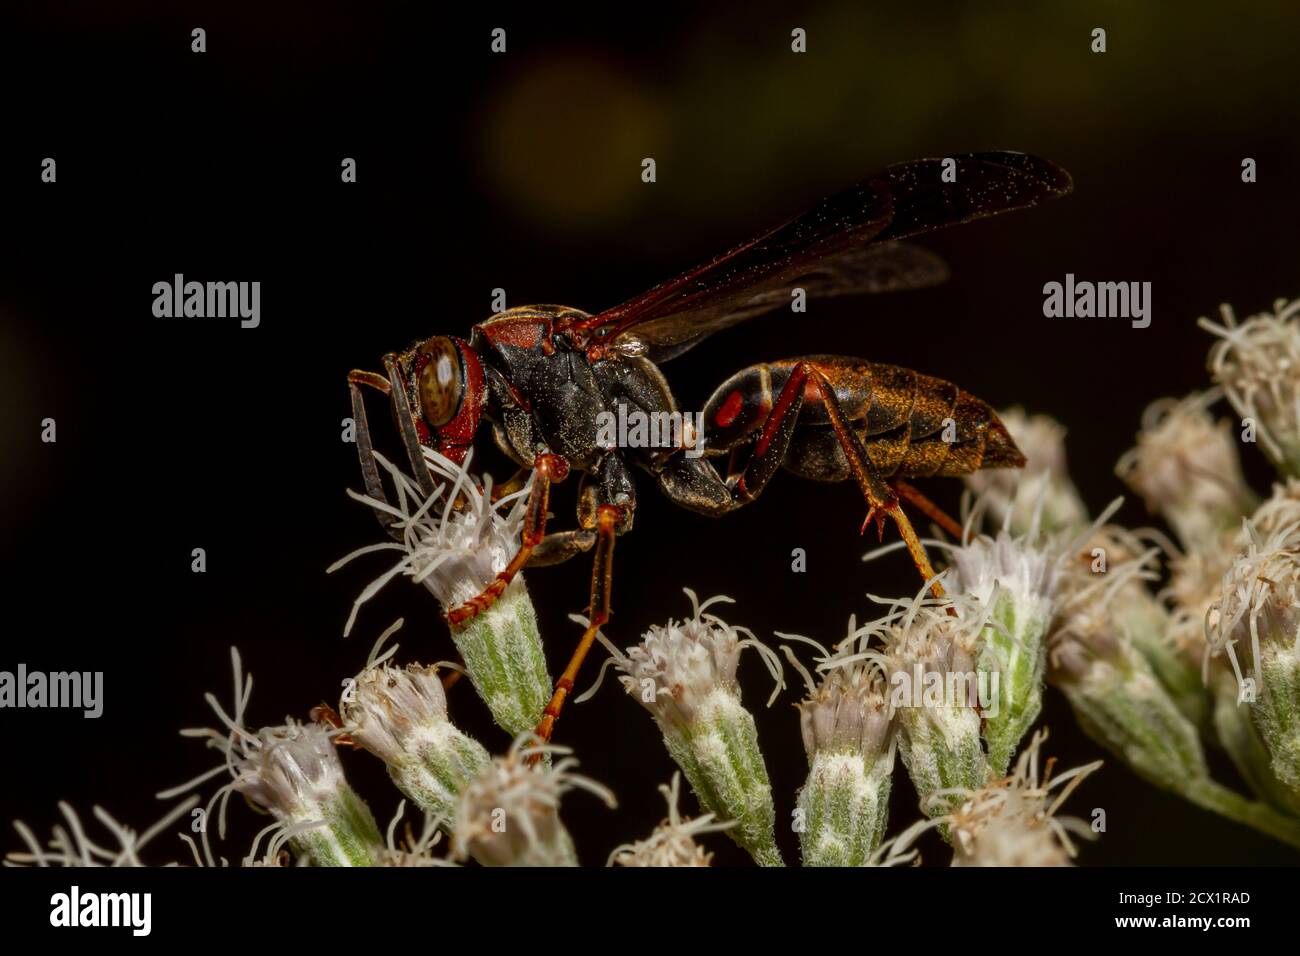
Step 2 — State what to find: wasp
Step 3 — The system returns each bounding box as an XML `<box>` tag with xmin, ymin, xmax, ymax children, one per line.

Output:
<box><xmin>348</xmin><ymin>151</ymin><xmax>1071</xmax><ymax>744</ymax></box>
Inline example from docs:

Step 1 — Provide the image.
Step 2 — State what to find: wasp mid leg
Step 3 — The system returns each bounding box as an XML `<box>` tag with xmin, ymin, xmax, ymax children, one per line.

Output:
<box><xmin>532</xmin><ymin>502</ymin><xmax>621</xmax><ymax>753</ymax></box>
<box><xmin>658</xmin><ymin>359</ymin><xmax>947</xmax><ymax>600</ymax></box>
<box><xmin>531</xmin><ymin>455</ymin><xmax>635</xmax><ymax>750</ymax></box>
<box><xmin>490</xmin><ymin>467</ymin><xmax>532</xmax><ymax>503</ymax></box>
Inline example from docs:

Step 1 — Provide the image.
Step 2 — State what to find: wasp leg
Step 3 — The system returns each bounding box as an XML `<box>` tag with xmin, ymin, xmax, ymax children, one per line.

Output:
<box><xmin>490</xmin><ymin>467</ymin><xmax>531</xmax><ymax>503</ymax></box>
<box><xmin>532</xmin><ymin>503</ymin><xmax>620</xmax><ymax>751</ymax></box>
<box><xmin>891</xmin><ymin>478</ymin><xmax>963</xmax><ymax>539</ymax></box>
<box><xmin>807</xmin><ymin>366</ymin><xmax>946</xmax><ymax>600</ymax></box>
<box><xmin>348</xmin><ymin>369</ymin><xmax>405</xmax><ymax>541</ymax></box>
<box><xmin>447</xmin><ymin>452</ymin><xmax>570</xmax><ymax>627</ymax></box>
<box><xmin>529</xmin><ymin>529</ymin><xmax>598</xmax><ymax>567</ymax></box>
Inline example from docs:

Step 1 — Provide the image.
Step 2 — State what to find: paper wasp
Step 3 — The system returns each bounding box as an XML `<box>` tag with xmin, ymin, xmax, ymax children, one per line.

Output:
<box><xmin>348</xmin><ymin>151</ymin><xmax>1071</xmax><ymax>744</ymax></box>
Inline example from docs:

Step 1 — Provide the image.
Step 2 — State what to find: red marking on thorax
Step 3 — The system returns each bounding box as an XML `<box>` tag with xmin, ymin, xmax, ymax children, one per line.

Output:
<box><xmin>482</xmin><ymin>317</ymin><xmax>551</xmax><ymax>352</ymax></box>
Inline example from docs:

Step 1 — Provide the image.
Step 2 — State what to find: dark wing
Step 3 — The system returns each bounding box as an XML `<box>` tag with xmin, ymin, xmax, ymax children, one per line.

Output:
<box><xmin>639</xmin><ymin>242</ymin><xmax>950</xmax><ymax>363</ymax></box>
<box><xmin>571</xmin><ymin>151</ymin><xmax>1071</xmax><ymax>361</ymax></box>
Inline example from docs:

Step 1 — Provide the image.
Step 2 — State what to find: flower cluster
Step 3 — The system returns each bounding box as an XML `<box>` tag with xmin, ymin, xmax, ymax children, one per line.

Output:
<box><xmin>16</xmin><ymin>296</ymin><xmax>1300</xmax><ymax>868</ymax></box>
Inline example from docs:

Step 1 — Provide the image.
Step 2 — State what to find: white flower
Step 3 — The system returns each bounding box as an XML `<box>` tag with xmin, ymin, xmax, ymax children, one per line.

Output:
<box><xmin>950</xmin><ymin>526</ymin><xmax>1060</xmax><ymax>619</ymax></box>
<box><xmin>779</xmin><ymin>626</ymin><xmax>897</xmax><ymax>866</ymax></box>
<box><xmin>6</xmin><ymin>799</ymin><xmax>197</xmax><ymax>868</ymax></box>
<box><xmin>856</xmin><ymin>587</ymin><xmax>988</xmax><ymax>696</ymax></box>
<box><xmin>330</xmin><ymin>447</ymin><xmax>532</xmax><ymax>633</ymax></box>
<box><xmin>798</xmin><ymin>657</ymin><xmax>892</xmax><ymax>761</ymax></box>
<box><xmin>779</xmin><ymin>621</ymin><xmax>893</xmax><ymax>760</ymax></box>
<box><xmin>1049</xmin><ymin>525</ymin><xmax>1167</xmax><ymax>682</ymax></box>
<box><xmin>924</xmin><ymin>729</ymin><xmax>1102</xmax><ymax>866</ymax></box>
<box><xmin>331</xmin><ymin>451</ymin><xmax>551</xmax><ymax>738</ymax></box>
<box><xmin>964</xmin><ymin>408</ymin><xmax>1088</xmax><ymax>535</ymax></box>
<box><xmin>381</xmin><ymin>800</ymin><xmax>455</xmax><ymax>868</ymax></box>
<box><xmin>451</xmin><ymin>735</ymin><xmax>615</xmax><ymax>867</ymax></box>
<box><xmin>339</xmin><ymin>620</ymin><xmax>490</xmax><ymax>825</ymax></box>
<box><xmin>607</xmin><ymin>773</ymin><xmax>733</xmax><ymax>867</ymax></box>
<box><xmin>1116</xmin><ymin>392</ymin><xmax>1257</xmax><ymax>550</ymax></box>
<box><xmin>230</xmin><ymin>722</ymin><xmax>347</xmax><ymax>821</ymax></box>
<box><xmin>589</xmin><ymin>589</ymin><xmax>784</xmax><ymax>729</ymax></box>
<box><xmin>583</xmin><ymin>590</ymin><xmax>786</xmax><ymax>866</ymax></box>
<box><xmin>341</xmin><ymin>620</ymin><xmax>453</xmax><ymax>766</ymax></box>
<box><xmin>157</xmin><ymin>647</ymin><xmax>382</xmax><ymax>867</ymax></box>
<box><xmin>843</xmin><ymin>586</ymin><xmax>992</xmax><ymax>813</ymax></box>
<box><xmin>1201</xmin><ymin>297</ymin><xmax>1300</xmax><ymax>476</ymax></box>
<box><xmin>1203</xmin><ymin>488</ymin><xmax>1300</xmax><ymax>683</ymax></box>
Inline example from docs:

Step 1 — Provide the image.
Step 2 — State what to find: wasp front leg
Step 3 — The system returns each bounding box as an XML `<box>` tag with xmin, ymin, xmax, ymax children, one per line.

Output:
<box><xmin>347</xmin><ymin>368</ymin><xmax>404</xmax><ymax>540</ymax></box>
<box><xmin>447</xmin><ymin>452</ymin><xmax>571</xmax><ymax>626</ymax></box>
<box><xmin>658</xmin><ymin>360</ymin><xmax>947</xmax><ymax>599</ymax></box>
<box><xmin>349</xmin><ymin>362</ymin><xmax>464</xmax><ymax>534</ymax></box>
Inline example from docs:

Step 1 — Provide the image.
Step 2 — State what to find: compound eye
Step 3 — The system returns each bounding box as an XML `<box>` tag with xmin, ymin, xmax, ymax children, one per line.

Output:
<box><xmin>418</xmin><ymin>338</ymin><xmax>463</xmax><ymax>427</ymax></box>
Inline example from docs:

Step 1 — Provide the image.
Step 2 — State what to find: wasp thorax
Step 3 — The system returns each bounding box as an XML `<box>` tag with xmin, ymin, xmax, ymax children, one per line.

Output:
<box><xmin>417</xmin><ymin>337</ymin><xmax>463</xmax><ymax>427</ymax></box>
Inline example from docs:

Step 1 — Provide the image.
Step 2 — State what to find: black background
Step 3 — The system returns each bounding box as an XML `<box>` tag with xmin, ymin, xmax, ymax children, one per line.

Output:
<box><xmin>2</xmin><ymin>1</ymin><xmax>1299</xmax><ymax>867</ymax></box>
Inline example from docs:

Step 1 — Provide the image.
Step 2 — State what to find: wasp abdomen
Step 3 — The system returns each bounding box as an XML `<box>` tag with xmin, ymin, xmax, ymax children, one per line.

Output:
<box><xmin>702</xmin><ymin>356</ymin><xmax>1023</xmax><ymax>483</ymax></box>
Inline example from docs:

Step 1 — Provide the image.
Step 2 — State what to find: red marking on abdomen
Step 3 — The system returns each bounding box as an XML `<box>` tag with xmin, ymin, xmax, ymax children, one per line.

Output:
<box><xmin>715</xmin><ymin>390</ymin><xmax>744</xmax><ymax>427</ymax></box>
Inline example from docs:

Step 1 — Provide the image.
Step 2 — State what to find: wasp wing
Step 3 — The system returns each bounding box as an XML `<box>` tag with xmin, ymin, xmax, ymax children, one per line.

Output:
<box><xmin>576</xmin><ymin>151</ymin><xmax>1070</xmax><ymax>361</ymax></box>
<box><xmin>638</xmin><ymin>242</ymin><xmax>950</xmax><ymax>362</ymax></box>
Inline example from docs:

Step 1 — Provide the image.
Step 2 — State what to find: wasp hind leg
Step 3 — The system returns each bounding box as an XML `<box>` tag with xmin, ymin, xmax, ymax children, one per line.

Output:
<box><xmin>795</xmin><ymin>364</ymin><xmax>947</xmax><ymax>600</ymax></box>
<box><xmin>890</xmin><ymin>478</ymin><xmax>964</xmax><ymax>540</ymax></box>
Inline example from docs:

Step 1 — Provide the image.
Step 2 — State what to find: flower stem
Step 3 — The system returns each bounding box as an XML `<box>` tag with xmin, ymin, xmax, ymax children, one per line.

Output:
<box><xmin>449</xmin><ymin>576</ymin><xmax>551</xmax><ymax>737</ymax></box>
<box><xmin>1185</xmin><ymin>778</ymin><xmax>1300</xmax><ymax>851</ymax></box>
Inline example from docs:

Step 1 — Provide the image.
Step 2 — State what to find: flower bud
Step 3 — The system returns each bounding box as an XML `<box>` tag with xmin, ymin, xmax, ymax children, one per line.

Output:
<box><xmin>331</xmin><ymin>448</ymin><xmax>552</xmax><ymax>737</ymax></box>
<box><xmin>606</xmin><ymin>589</ymin><xmax>785</xmax><ymax>866</ymax></box>
<box><xmin>781</xmin><ymin>631</ymin><xmax>895</xmax><ymax>867</ymax></box>
<box><xmin>607</xmin><ymin>773</ymin><xmax>732</xmax><ymax>867</ymax></box>
<box><xmin>1201</xmin><ymin>297</ymin><xmax>1300</xmax><ymax>478</ymax></box>
<box><xmin>341</xmin><ymin>626</ymin><xmax>490</xmax><ymax>828</ymax></box>
<box><xmin>230</xmin><ymin>719</ymin><xmax>387</xmax><ymax>867</ymax></box>
<box><xmin>158</xmin><ymin>648</ymin><xmax>386</xmax><ymax>867</ymax></box>
<box><xmin>1049</xmin><ymin>571</ymin><xmax>1209</xmax><ymax>792</ymax></box>
<box><xmin>939</xmin><ymin>730</ymin><xmax>1100</xmax><ymax>867</ymax></box>
<box><xmin>1116</xmin><ymin>392</ymin><xmax>1257</xmax><ymax>551</ymax></box>
<box><xmin>1205</xmin><ymin>495</ymin><xmax>1300</xmax><ymax>802</ymax></box>
<box><xmin>870</xmin><ymin>593</ymin><xmax>991</xmax><ymax>819</ymax></box>
<box><xmin>451</xmin><ymin>735</ymin><xmax>614</xmax><ymax>867</ymax></box>
<box><xmin>964</xmin><ymin>408</ymin><xmax>1089</xmax><ymax>536</ymax></box>
<box><xmin>950</xmin><ymin>523</ymin><xmax>1065</xmax><ymax>776</ymax></box>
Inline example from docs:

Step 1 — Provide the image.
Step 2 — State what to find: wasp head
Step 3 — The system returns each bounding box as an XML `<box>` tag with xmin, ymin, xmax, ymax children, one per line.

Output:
<box><xmin>393</xmin><ymin>335</ymin><xmax>486</xmax><ymax>464</ymax></box>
